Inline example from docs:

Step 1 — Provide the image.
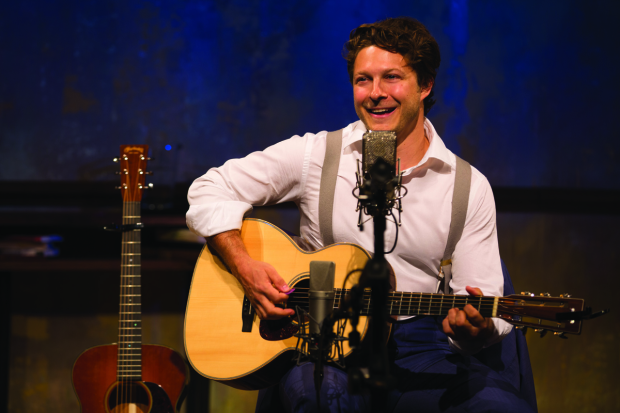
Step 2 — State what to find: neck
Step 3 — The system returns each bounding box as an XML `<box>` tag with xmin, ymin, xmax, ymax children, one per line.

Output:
<box><xmin>396</xmin><ymin>111</ymin><xmax>429</xmax><ymax>170</ymax></box>
<box><xmin>118</xmin><ymin>201</ymin><xmax>143</xmax><ymax>381</ymax></box>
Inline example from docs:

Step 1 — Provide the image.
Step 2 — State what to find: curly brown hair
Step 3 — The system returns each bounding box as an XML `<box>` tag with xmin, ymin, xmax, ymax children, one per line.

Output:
<box><xmin>344</xmin><ymin>17</ymin><xmax>441</xmax><ymax>115</ymax></box>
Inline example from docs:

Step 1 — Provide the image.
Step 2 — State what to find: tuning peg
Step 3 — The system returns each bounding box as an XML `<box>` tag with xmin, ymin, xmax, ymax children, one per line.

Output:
<box><xmin>521</xmin><ymin>291</ymin><xmax>534</xmax><ymax>296</ymax></box>
<box><xmin>113</xmin><ymin>157</ymin><xmax>119</xmax><ymax>163</ymax></box>
<box><xmin>554</xmin><ymin>332</ymin><xmax>568</xmax><ymax>339</ymax></box>
<box><xmin>535</xmin><ymin>328</ymin><xmax>547</xmax><ymax>337</ymax></box>
<box><xmin>115</xmin><ymin>184</ymin><xmax>127</xmax><ymax>190</ymax></box>
<box><xmin>540</xmin><ymin>292</ymin><xmax>551</xmax><ymax>297</ymax></box>
<box><xmin>140</xmin><ymin>155</ymin><xmax>154</xmax><ymax>161</ymax></box>
<box><xmin>560</xmin><ymin>293</ymin><xmax>572</xmax><ymax>298</ymax></box>
<box><xmin>144</xmin><ymin>171</ymin><xmax>153</xmax><ymax>175</ymax></box>
<box><xmin>138</xmin><ymin>183</ymin><xmax>154</xmax><ymax>190</ymax></box>
<box><xmin>115</xmin><ymin>170</ymin><xmax>128</xmax><ymax>175</ymax></box>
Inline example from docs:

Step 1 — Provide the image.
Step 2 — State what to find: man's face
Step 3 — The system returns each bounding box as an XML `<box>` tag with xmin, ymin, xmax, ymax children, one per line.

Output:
<box><xmin>352</xmin><ymin>46</ymin><xmax>431</xmax><ymax>139</ymax></box>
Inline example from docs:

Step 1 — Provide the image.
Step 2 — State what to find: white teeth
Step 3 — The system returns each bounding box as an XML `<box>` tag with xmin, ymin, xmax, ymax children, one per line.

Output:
<box><xmin>370</xmin><ymin>108</ymin><xmax>391</xmax><ymax>114</ymax></box>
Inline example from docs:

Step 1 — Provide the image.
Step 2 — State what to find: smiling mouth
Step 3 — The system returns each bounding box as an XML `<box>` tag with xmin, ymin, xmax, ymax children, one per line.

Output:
<box><xmin>367</xmin><ymin>107</ymin><xmax>396</xmax><ymax>115</ymax></box>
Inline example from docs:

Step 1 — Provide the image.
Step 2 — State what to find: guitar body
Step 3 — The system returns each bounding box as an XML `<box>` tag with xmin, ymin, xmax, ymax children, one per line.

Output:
<box><xmin>184</xmin><ymin>219</ymin><xmax>375</xmax><ymax>390</ymax></box>
<box><xmin>72</xmin><ymin>344</ymin><xmax>188</xmax><ymax>413</ymax></box>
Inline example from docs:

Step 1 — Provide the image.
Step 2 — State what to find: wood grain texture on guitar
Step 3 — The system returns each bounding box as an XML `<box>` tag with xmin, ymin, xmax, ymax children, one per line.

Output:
<box><xmin>73</xmin><ymin>145</ymin><xmax>188</xmax><ymax>413</ymax></box>
<box><xmin>184</xmin><ymin>219</ymin><xmax>589</xmax><ymax>390</ymax></box>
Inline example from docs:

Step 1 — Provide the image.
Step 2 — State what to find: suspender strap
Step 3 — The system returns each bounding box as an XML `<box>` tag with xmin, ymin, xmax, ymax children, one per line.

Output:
<box><xmin>318</xmin><ymin>129</ymin><xmax>344</xmax><ymax>246</ymax></box>
<box><xmin>438</xmin><ymin>155</ymin><xmax>472</xmax><ymax>294</ymax></box>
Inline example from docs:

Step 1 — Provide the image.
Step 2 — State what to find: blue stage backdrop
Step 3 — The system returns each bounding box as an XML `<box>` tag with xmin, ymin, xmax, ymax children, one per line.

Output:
<box><xmin>1</xmin><ymin>0</ymin><xmax>618</xmax><ymax>189</ymax></box>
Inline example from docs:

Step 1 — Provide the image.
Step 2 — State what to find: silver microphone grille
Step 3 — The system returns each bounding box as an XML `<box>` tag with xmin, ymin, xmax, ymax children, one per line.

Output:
<box><xmin>362</xmin><ymin>130</ymin><xmax>397</xmax><ymax>175</ymax></box>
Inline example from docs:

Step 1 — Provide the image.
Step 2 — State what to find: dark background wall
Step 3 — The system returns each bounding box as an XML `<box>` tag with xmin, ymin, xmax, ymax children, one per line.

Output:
<box><xmin>1</xmin><ymin>0</ymin><xmax>619</xmax><ymax>412</ymax></box>
<box><xmin>2</xmin><ymin>0</ymin><xmax>619</xmax><ymax>188</ymax></box>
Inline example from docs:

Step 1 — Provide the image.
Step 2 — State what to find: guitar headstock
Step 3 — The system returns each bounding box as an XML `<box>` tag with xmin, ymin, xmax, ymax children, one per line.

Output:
<box><xmin>498</xmin><ymin>293</ymin><xmax>586</xmax><ymax>335</ymax></box>
<box><xmin>115</xmin><ymin>145</ymin><xmax>151</xmax><ymax>202</ymax></box>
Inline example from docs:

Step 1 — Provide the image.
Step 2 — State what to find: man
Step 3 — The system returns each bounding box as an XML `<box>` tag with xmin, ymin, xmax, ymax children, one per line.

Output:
<box><xmin>187</xmin><ymin>17</ymin><xmax>534</xmax><ymax>412</ymax></box>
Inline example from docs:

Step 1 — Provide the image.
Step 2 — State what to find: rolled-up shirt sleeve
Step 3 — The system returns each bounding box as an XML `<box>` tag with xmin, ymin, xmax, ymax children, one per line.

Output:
<box><xmin>448</xmin><ymin>169</ymin><xmax>513</xmax><ymax>354</ymax></box>
<box><xmin>186</xmin><ymin>134</ymin><xmax>310</xmax><ymax>237</ymax></box>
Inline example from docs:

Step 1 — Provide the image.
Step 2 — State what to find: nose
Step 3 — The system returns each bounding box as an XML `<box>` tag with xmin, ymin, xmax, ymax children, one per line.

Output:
<box><xmin>370</xmin><ymin>80</ymin><xmax>386</xmax><ymax>101</ymax></box>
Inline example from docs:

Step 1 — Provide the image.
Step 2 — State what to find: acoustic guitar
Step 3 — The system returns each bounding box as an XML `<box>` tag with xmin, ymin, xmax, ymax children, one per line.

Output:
<box><xmin>184</xmin><ymin>218</ymin><xmax>588</xmax><ymax>390</ymax></box>
<box><xmin>73</xmin><ymin>145</ymin><xmax>188</xmax><ymax>413</ymax></box>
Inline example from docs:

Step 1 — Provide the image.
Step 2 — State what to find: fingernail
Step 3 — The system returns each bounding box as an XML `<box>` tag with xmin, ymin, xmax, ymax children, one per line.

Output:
<box><xmin>284</xmin><ymin>288</ymin><xmax>295</xmax><ymax>295</ymax></box>
<box><xmin>281</xmin><ymin>284</ymin><xmax>290</xmax><ymax>291</ymax></box>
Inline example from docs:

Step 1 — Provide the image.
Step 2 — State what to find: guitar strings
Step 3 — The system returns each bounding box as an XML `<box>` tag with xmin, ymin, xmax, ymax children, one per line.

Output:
<box><xmin>119</xmin><ymin>200</ymin><xmax>128</xmax><ymax>407</ymax></box>
<box><xmin>285</xmin><ymin>289</ymin><xmax>500</xmax><ymax>317</ymax></box>
<box><xmin>118</xmin><ymin>200</ymin><xmax>142</xmax><ymax>406</ymax></box>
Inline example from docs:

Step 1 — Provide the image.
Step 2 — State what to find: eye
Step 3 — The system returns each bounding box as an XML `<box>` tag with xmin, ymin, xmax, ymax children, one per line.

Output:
<box><xmin>355</xmin><ymin>76</ymin><xmax>369</xmax><ymax>84</ymax></box>
<box><xmin>386</xmin><ymin>74</ymin><xmax>400</xmax><ymax>80</ymax></box>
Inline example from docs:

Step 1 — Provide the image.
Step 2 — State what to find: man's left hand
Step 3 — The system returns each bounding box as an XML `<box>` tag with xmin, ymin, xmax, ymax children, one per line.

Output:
<box><xmin>441</xmin><ymin>286</ymin><xmax>495</xmax><ymax>350</ymax></box>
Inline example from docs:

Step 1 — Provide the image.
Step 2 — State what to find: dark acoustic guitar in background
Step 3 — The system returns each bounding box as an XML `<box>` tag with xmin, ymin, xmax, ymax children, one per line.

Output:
<box><xmin>73</xmin><ymin>145</ymin><xmax>188</xmax><ymax>413</ymax></box>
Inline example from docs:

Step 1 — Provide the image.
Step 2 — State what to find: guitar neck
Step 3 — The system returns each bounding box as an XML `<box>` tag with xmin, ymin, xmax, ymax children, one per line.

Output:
<box><xmin>118</xmin><ymin>201</ymin><xmax>142</xmax><ymax>381</ymax></box>
<box><xmin>333</xmin><ymin>290</ymin><xmax>498</xmax><ymax>318</ymax></box>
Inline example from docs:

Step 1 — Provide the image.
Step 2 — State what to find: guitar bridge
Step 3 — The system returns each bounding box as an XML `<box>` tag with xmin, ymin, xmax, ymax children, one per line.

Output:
<box><xmin>241</xmin><ymin>295</ymin><xmax>255</xmax><ymax>332</ymax></box>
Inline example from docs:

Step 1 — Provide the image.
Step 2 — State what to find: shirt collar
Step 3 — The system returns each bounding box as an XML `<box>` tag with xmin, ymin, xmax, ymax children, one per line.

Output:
<box><xmin>343</xmin><ymin>119</ymin><xmax>456</xmax><ymax>171</ymax></box>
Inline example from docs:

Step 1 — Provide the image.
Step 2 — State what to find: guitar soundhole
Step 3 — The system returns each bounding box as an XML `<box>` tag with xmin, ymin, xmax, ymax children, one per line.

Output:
<box><xmin>258</xmin><ymin>278</ymin><xmax>309</xmax><ymax>341</ymax></box>
<box><xmin>107</xmin><ymin>381</ymin><xmax>151</xmax><ymax>413</ymax></box>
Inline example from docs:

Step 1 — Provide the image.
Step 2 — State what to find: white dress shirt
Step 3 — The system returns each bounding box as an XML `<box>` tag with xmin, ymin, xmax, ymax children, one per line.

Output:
<box><xmin>187</xmin><ymin>118</ymin><xmax>512</xmax><ymax>353</ymax></box>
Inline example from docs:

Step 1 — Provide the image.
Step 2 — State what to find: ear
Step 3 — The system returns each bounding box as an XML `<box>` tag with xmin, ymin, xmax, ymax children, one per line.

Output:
<box><xmin>420</xmin><ymin>79</ymin><xmax>433</xmax><ymax>101</ymax></box>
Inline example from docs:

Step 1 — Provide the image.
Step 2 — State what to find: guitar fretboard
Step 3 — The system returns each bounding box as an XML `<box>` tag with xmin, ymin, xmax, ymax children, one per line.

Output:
<box><xmin>287</xmin><ymin>289</ymin><xmax>499</xmax><ymax>318</ymax></box>
<box><xmin>118</xmin><ymin>201</ymin><xmax>142</xmax><ymax>381</ymax></box>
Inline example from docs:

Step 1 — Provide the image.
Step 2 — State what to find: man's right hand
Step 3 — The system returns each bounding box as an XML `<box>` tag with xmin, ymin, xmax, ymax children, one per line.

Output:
<box><xmin>208</xmin><ymin>230</ymin><xmax>295</xmax><ymax>320</ymax></box>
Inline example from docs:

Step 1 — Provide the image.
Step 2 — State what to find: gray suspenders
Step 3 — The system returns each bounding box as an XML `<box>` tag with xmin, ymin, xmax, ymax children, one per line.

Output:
<box><xmin>317</xmin><ymin>128</ymin><xmax>472</xmax><ymax>294</ymax></box>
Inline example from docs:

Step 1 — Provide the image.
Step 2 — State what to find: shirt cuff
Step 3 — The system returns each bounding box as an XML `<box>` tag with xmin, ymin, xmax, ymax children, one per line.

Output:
<box><xmin>186</xmin><ymin>201</ymin><xmax>253</xmax><ymax>237</ymax></box>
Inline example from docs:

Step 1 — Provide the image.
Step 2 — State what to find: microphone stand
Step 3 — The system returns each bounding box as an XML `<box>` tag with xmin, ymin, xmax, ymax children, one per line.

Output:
<box><xmin>354</xmin><ymin>158</ymin><xmax>395</xmax><ymax>412</ymax></box>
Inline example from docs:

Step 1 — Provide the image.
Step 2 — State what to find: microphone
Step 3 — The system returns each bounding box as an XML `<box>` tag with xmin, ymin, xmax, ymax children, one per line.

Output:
<box><xmin>309</xmin><ymin>261</ymin><xmax>336</xmax><ymax>339</ymax></box>
<box><xmin>357</xmin><ymin>130</ymin><xmax>400</xmax><ymax>215</ymax></box>
<box><xmin>362</xmin><ymin>130</ymin><xmax>397</xmax><ymax>183</ymax></box>
<box><xmin>308</xmin><ymin>261</ymin><xmax>336</xmax><ymax>405</ymax></box>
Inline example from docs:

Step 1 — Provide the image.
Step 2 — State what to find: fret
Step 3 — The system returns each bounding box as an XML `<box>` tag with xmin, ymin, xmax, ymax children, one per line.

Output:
<box><xmin>120</xmin><ymin>303</ymin><xmax>140</xmax><ymax>306</ymax></box>
<box><xmin>121</xmin><ymin>294</ymin><xmax>141</xmax><ymax>297</ymax></box>
<box><xmin>440</xmin><ymin>294</ymin><xmax>444</xmax><ymax>315</ymax></box>
<box><xmin>452</xmin><ymin>295</ymin><xmax>456</xmax><ymax>310</ymax></box>
<box><xmin>477</xmin><ymin>296</ymin><xmax>482</xmax><ymax>312</ymax></box>
<box><xmin>418</xmin><ymin>293</ymin><xmax>422</xmax><ymax>315</ymax></box>
<box><xmin>121</xmin><ymin>265</ymin><xmax>140</xmax><ymax>267</ymax></box>
<box><xmin>428</xmin><ymin>294</ymin><xmax>432</xmax><ymax>314</ymax></box>
<box><xmin>122</xmin><ymin>241</ymin><xmax>140</xmax><ymax>244</ymax></box>
<box><xmin>389</xmin><ymin>297</ymin><xmax>393</xmax><ymax>314</ymax></box>
<box><xmin>121</xmin><ymin>275</ymin><xmax>141</xmax><ymax>277</ymax></box>
<box><xmin>399</xmin><ymin>292</ymin><xmax>403</xmax><ymax>316</ymax></box>
<box><xmin>119</xmin><ymin>341</ymin><xmax>141</xmax><ymax>343</ymax></box>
